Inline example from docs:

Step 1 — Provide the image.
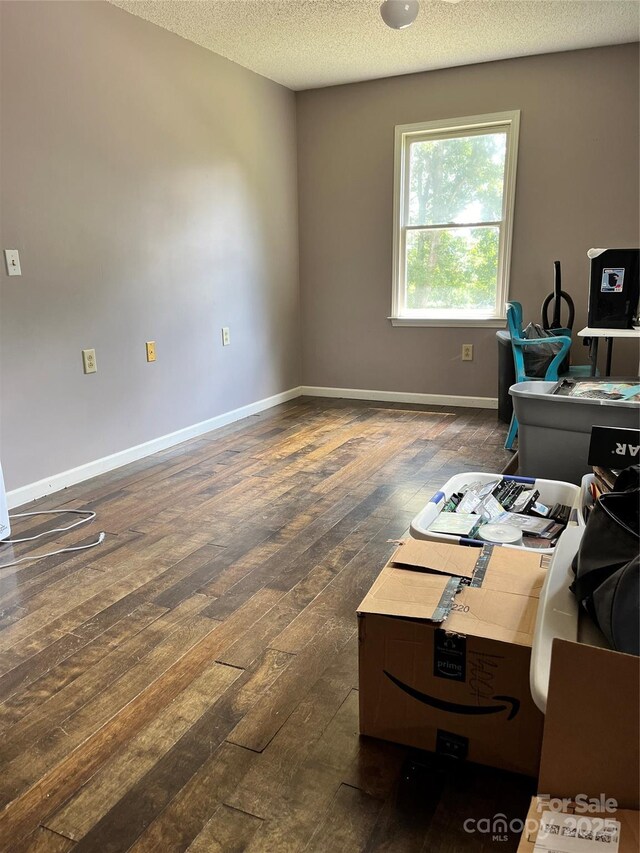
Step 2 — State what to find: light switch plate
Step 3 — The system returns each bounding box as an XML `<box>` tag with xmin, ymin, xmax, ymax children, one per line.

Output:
<box><xmin>4</xmin><ymin>249</ymin><xmax>21</xmax><ymax>276</ymax></box>
<box><xmin>146</xmin><ymin>341</ymin><xmax>156</xmax><ymax>362</ymax></box>
<box><xmin>222</xmin><ymin>327</ymin><xmax>230</xmax><ymax>346</ymax></box>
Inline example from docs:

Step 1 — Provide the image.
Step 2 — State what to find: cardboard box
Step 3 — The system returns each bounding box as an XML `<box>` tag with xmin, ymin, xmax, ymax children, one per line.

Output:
<box><xmin>358</xmin><ymin>538</ymin><xmax>547</xmax><ymax>777</ymax></box>
<box><xmin>517</xmin><ymin>637</ymin><xmax>640</xmax><ymax>852</ymax></box>
<box><xmin>518</xmin><ymin>797</ymin><xmax>639</xmax><ymax>853</ymax></box>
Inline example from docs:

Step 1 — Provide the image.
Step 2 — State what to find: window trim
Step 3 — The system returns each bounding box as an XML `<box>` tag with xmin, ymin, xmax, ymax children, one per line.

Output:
<box><xmin>390</xmin><ymin>110</ymin><xmax>520</xmax><ymax>328</ymax></box>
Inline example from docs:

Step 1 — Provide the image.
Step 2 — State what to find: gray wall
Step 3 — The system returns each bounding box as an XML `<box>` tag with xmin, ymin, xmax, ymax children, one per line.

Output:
<box><xmin>2</xmin><ymin>5</ymin><xmax>637</xmax><ymax>493</ymax></box>
<box><xmin>296</xmin><ymin>44</ymin><xmax>640</xmax><ymax>397</ymax></box>
<box><xmin>0</xmin><ymin>1</ymin><xmax>300</xmax><ymax>491</ymax></box>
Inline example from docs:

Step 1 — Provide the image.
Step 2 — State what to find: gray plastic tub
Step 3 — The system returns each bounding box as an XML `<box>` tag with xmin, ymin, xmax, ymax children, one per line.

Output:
<box><xmin>510</xmin><ymin>380</ymin><xmax>640</xmax><ymax>484</ymax></box>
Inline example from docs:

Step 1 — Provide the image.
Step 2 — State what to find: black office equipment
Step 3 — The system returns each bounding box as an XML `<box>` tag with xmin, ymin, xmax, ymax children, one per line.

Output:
<box><xmin>496</xmin><ymin>330</ymin><xmax>515</xmax><ymax>424</ymax></box>
<box><xmin>571</xmin><ymin>465</ymin><xmax>639</xmax><ymax>655</ymax></box>
<box><xmin>588</xmin><ymin>425</ymin><xmax>640</xmax><ymax>469</ymax></box>
<box><xmin>587</xmin><ymin>248</ymin><xmax>639</xmax><ymax>329</ymax></box>
<box><xmin>541</xmin><ymin>260</ymin><xmax>575</xmax><ymax>331</ymax></box>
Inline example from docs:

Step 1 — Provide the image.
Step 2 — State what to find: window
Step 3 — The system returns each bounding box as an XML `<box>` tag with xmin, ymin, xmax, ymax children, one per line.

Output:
<box><xmin>391</xmin><ymin>111</ymin><xmax>520</xmax><ymax>326</ymax></box>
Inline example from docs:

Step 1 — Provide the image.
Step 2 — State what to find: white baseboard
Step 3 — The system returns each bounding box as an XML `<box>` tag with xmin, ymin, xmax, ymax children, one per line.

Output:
<box><xmin>7</xmin><ymin>387</ymin><xmax>303</xmax><ymax>509</ymax></box>
<box><xmin>300</xmin><ymin>385</ymin><xmax>498</xmax><ymax>410</ymax></box>
<box><xmin>7</xmin><ymin>383</ymin><xmax>497</xmax><ymax>509</ymax></box>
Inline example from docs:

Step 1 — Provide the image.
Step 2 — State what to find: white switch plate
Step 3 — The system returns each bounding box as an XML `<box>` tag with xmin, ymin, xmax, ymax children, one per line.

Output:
<box><xmin>222</xmin><ymin>327</ymin><xmax>230</xmax><ymax>346</ymax></box>
<box><xmin>4</xmin><ymin>249</ymin><xmax>21</xmax><ymax>276</ymax></box>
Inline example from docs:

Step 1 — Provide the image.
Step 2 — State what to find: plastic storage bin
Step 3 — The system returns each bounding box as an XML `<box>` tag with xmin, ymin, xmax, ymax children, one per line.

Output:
<box><xmin>529</xmin><ymin>525</ymin><xmax>608</xmax><ymax>713</ymax></box>
<box><xmin>410</xmin><ymin>471</ymin><xmax>582</xmax><ymax>555</ymax></box>
<box><xmin>510</xmin><ymin>380</ymin><xmax>640</xmax><ymax>484</ymax></box>
<box><xmin>579</xmin><ymin>473</ymin><xmax>595</xmax><ymax>523</ymax></box>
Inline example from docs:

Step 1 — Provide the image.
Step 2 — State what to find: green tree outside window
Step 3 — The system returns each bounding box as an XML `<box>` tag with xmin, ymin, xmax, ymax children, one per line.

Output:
<box><xmin>405</xmin><ymin>133</ymin><xmax>506</xmax><ymax>311</ymax></box>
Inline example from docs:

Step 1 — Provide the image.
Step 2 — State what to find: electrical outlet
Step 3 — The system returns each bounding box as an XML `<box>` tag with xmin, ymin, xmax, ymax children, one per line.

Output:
<box><xmin>462</xmin><ymin>344</ymin><xmax>473</xmax><ymax>362</ymax></box>
<box><xmin>82</xmin><ymin>348</ymin><xmax>97</xmax><ymax>374</ymax></box>
<box><xmin>146</xmin><ymin>341</ymin><xmax>156</xmax><ymax>362</ymax></box>
<box><xmin>222</xmin><ymin>327</ymin><xmax>230</xmax><ymax>347</ymax></box>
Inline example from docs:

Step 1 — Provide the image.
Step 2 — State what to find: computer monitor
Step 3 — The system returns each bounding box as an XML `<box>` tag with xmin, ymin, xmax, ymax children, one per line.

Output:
<box><xmin>587</xmin><ymin>247</ymin><xmax>639</xmax><ymax>329</ymax></box>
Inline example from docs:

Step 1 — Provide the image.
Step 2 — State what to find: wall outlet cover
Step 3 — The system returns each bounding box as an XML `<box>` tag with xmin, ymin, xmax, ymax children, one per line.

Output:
<box><xmin>82</xmin><ymin>348</ymin><xmax>97</xmax><ymax>374</ymax></box>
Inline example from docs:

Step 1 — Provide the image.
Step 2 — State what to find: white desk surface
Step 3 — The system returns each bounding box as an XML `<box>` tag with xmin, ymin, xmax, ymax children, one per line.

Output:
<box><xmin>578</xmin><ymin>326</ymin><xmax>640</xmax><ymax>339</ymax></box>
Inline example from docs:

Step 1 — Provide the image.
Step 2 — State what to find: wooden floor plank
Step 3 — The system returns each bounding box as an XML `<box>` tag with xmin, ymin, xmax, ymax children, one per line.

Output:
<box><xmin>226</xmin><ymin>620</ymin><xmax>356</xmax><ymax>752</ymax></box>
<box><xmin>0</xmin><ymin>604</ymin><xmax>221</xmax><ymax>803</ymax></box>
<box><xmin>362</xmin><ymin>752</ymin><xmax>447</xmax><ymax>852</ymax></box>
<box><xmin>270</xmin><ymin>514</ymin><xmax>409</xmax><ymax>655</ymax></box>
<box><xmin>225</xmin><ymin>635</ymin><xmax>360</xmax><ymax>820</ymax></box>
<box><xmin>305</xmin><ymin>783</ymin><xmax>384</xmax><ymax>852</ymax></box>
<box><xmin>70</xmin><ymin>650</ymin><xmax>290</xmax><ymax>853</ymax></box>
<box><xmin>185</xmin><ymin>804</ymin><xmax>263</xmax><ymax>853</ymax></box>
<box><xmin>0</xmin><ymin>524</ymin><xmax>221</xmax><ymax>655</ymax></box>
<box><xmin>45</xmin><ymin>660</ymin><xmax>242</xmax><ymax>841</ymax></box>
<box><xmin>0</xmin><ymin>601</ymin><xmax>168</xmax><ymax>723</ymax></box>
<box><xmin>11</xmin><ymin>826</ymin><xmax>75</xmax><ymax>853</ymax></box>
<box><xmin>127</xmin><ymin>742</ymin><xmax>255</xmax><ymax>852</ymax></box>
<box><xmin>0</xmin><ymin>596</ymin><xmax>214</xmax><ymax>768</ymax></box>
<box><xmin>241</xmin><ymin>762</ymin><xmax>348</xmax><ymax>852</ymax></box>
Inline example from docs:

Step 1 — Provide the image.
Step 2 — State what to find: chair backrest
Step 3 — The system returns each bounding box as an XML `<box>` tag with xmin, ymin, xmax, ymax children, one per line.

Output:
<box><xmin>506</xmin><ymin>301</ymin><xmax>527</xmax><ymax>382</ymax></box>
<box><xmin>506</xmin><ymin>300</ymin><xmax>573</xmax><ymax>383</ymax></box>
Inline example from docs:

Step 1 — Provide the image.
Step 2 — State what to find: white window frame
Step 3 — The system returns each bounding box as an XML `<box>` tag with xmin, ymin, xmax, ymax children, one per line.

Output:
<box><xmin>390</xmin><ymin>110</ymin><xmax>520</xmax><ymax>327</ymax></box>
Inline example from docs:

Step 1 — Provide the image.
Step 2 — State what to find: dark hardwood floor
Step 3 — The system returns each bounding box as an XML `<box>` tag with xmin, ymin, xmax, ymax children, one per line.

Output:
<box><xmin>0</xmin><ymin>397</ymin><xmax>534</xmax><ymax>852</ymax></box>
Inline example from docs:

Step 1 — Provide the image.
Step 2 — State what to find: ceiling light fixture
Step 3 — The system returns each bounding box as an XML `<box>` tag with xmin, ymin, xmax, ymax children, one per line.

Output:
<box><xmin>380</xmin><ymin>1</ymin><xmax>420</xmax><ymax>30</ymax></box>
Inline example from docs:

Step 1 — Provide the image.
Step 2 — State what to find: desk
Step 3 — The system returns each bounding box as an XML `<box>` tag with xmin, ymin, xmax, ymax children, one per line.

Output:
<box><xmin>577</xmin><ymin>326</ymin><xmax>640</xmax><ymax>376</ymax></box>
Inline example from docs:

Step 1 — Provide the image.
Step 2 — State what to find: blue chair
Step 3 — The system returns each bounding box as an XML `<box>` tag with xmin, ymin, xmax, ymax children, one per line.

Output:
<box><xmin>504</xmin><ymin>302</ymin><xmax>593</xmax><ymax>450</ymax></box>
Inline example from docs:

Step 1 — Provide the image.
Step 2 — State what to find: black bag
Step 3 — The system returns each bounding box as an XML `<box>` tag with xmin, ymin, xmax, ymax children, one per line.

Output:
<box><xmin>522</xmin><ymin>322</ymin><xmax>570</xmax><ymax>378</ymax></box>
<box><xmin>571</xmin><ymin>466</ymin><xmax>640</xmax><ymax>655</ymax></box>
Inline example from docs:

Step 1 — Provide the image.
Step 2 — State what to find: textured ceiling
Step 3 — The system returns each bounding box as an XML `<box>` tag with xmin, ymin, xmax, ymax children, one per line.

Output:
<box><xmin>109</xmin><ymin>1</ymin><xmax>640</xmax><ymax>90</ymax></box>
